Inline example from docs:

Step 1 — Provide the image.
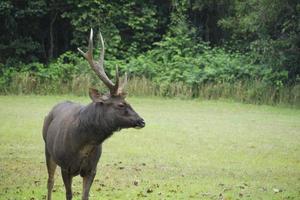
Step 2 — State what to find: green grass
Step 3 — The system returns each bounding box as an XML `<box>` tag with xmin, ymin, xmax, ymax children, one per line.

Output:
<box><xmin>0</xmin><ymin>95</ymin><xmax>300</xmax><ymax>200</ymax></box>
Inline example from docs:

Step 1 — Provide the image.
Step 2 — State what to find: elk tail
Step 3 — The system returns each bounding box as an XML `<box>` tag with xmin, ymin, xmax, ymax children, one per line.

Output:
<box><xmin>42</xmin><ymin>111</ymin><xmax>54</xmax><ymax>142</ymax></box>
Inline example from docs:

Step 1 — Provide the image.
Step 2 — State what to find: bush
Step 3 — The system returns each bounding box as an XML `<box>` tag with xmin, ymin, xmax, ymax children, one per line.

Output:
<box><xmin>0</xmin><ymin>34</ymin><xmax>298</xmax><ymax>107</ymax></box>
<box><xmin>125</xmin><ymin>34</ymin><xmax>290</xmax><ymax>88</ymax></box>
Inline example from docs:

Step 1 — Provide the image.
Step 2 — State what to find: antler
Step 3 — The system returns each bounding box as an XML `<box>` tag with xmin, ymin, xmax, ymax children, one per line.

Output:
<box><xmin>78</xmin><ymin>28</ymin><xmax>127</xmax><ymax>95</ymax></box>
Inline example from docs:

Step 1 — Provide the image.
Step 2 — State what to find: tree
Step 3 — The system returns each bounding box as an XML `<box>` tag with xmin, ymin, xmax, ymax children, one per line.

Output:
<box><xmin>219</xmin><ymin>0</ymin><xmax>300</xmax><ymax>81</ymax></box>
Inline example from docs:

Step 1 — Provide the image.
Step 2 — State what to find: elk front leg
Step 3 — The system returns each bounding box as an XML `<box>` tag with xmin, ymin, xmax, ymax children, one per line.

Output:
<box><xmin>61</xmin><ymin>169</ymin><xmax>73</xmax><ymax>200</ymax></box>
<box><xmin>82</xmin><ymin>170</ymin><xmax>96</xmax><ymax>200</ymax></box>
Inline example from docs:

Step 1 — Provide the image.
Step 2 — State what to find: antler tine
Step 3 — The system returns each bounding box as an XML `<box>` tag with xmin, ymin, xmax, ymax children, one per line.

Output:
<box><xmin>99</xmin><ymin>31</ymin><xmax>105</xmax><ymax>67</ymax></box>
<box><xmin>123</xmin><ymin>72</ymin><xmax>128</xmax><ymax>87</ymax></box>
<box><xmin>115</xmin><ymin>65</ymin><xmax>120</xmax><ymax>90</ymax></box>
<box><xmin>78</xmin><ymin>28</ymin><xmax>93</xmax><ymax>60</ymax></box>
<box><xmin>78</xmin><ymin>28</ymin><xmax>118</xmax><ymax>94</ymax></box>
<box><xmin>87</xmin><ymin>28</ymin><xmax>93</xmax><ymax>60</ymax></box>
<box><xmin>116</xmin><ymin>71</ymin><xmax>128</xmax><ymax>95</ymax></box>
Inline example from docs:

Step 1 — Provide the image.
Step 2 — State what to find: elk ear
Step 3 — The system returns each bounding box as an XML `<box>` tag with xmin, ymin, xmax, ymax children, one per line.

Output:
<box><xmin>89</xmin><ymin>88</ymin><xmax>103</xmax><ymax>103</ymax></box>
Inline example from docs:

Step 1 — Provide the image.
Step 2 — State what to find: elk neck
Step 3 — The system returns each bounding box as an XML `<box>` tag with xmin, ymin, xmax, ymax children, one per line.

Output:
<box><xmin>78</xmin><ymin>102</ymin><xmax>118</xmax><ymax>145</ymax></box>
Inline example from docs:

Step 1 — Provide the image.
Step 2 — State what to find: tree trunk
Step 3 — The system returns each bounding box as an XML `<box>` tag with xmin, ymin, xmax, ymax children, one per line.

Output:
<box><xmin>48</xmin><ymin>12</ymin><xmax>57</xmax><ymax>61</ymax></box>
<box><xmin>205</xmin><ymin>13</ymin><xmax>210</xmax><ymax>42</ymax></box>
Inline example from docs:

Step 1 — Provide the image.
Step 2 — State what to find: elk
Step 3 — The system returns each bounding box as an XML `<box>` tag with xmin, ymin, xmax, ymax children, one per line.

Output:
<box><xmin>42</xmin><ymin>29</ymin><xmax>145</xmax><ymax>200</ymax></box>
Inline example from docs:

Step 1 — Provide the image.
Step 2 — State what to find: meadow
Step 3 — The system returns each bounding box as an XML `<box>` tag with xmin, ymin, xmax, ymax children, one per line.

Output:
<box><xmin>0</xmin><ymin>95</ymin><xmax>299</xmax><ymax>200</ymax></box>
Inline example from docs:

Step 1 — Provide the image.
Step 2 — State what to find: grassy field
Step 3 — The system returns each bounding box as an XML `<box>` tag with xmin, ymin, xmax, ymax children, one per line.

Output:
<box><xmin>0</xmin><ymin>95</ymin><xmax>299</xmax><ymax>200</ymax></box>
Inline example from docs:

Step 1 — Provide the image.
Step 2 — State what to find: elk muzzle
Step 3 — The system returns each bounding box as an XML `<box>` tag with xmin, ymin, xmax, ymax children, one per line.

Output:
<box><xmin>134</xmin><ymin>118</ymin><xmax>145</xmax><ymax>129</ymax></box>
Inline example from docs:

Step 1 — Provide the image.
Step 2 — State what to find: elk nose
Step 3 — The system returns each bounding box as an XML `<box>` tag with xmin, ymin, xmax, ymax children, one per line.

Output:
<box><xmin>136</xmin><ymin>118</ymin><xmax>145</xmax><ymax>128</ymax></box>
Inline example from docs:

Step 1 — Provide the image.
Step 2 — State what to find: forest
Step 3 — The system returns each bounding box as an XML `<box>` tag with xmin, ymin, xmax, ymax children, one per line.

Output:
<box><xmin>0</xmin><ymin>0</ymin><xmax>299</xmax><ymax>106</ymax></box>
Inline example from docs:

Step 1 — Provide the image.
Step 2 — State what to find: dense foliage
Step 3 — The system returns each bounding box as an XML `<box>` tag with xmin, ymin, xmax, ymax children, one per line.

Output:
<box><xmin>0</xmin><ymin>0</ymin><xmax>299</xmax><ymax>105</ymax></box>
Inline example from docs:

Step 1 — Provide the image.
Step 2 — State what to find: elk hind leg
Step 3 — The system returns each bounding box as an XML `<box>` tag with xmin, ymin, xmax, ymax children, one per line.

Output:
<box><xmin>45</xmin><ymin>149</ymin><xmax>57</xmax><ymax>200</ymax></box>
<box><xmin>61</xmin><ymin>169</ymin><xmax>73</xmax><ymax>200</ymax></box>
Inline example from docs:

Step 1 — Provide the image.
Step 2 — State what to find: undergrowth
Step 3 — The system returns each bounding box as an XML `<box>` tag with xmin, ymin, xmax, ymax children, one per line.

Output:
<box><xmin>1</xmin><ymin>73</ymin><xmax>299</xmax><ymax>107</ymax></box>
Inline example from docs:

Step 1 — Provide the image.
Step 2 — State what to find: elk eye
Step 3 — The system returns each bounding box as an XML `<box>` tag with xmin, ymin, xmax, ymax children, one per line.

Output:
<box><xmin>118</xmin><ymin>103</ymin><xmax>125</xmax><ymax>108</ymax></box>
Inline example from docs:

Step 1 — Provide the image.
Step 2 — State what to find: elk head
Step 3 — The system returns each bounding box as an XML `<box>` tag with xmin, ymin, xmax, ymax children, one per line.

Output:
<box><xmin>78</xmin><ymin>29</ymin><xmax>145</xmax><ymax>129</ymax></box>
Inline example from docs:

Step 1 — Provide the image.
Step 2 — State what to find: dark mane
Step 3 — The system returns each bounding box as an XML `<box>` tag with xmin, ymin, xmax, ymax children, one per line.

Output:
<box><xmin>78</xmin><ymin>103</ymin><xmax>118</xmax><ymax>144</ymax></box>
